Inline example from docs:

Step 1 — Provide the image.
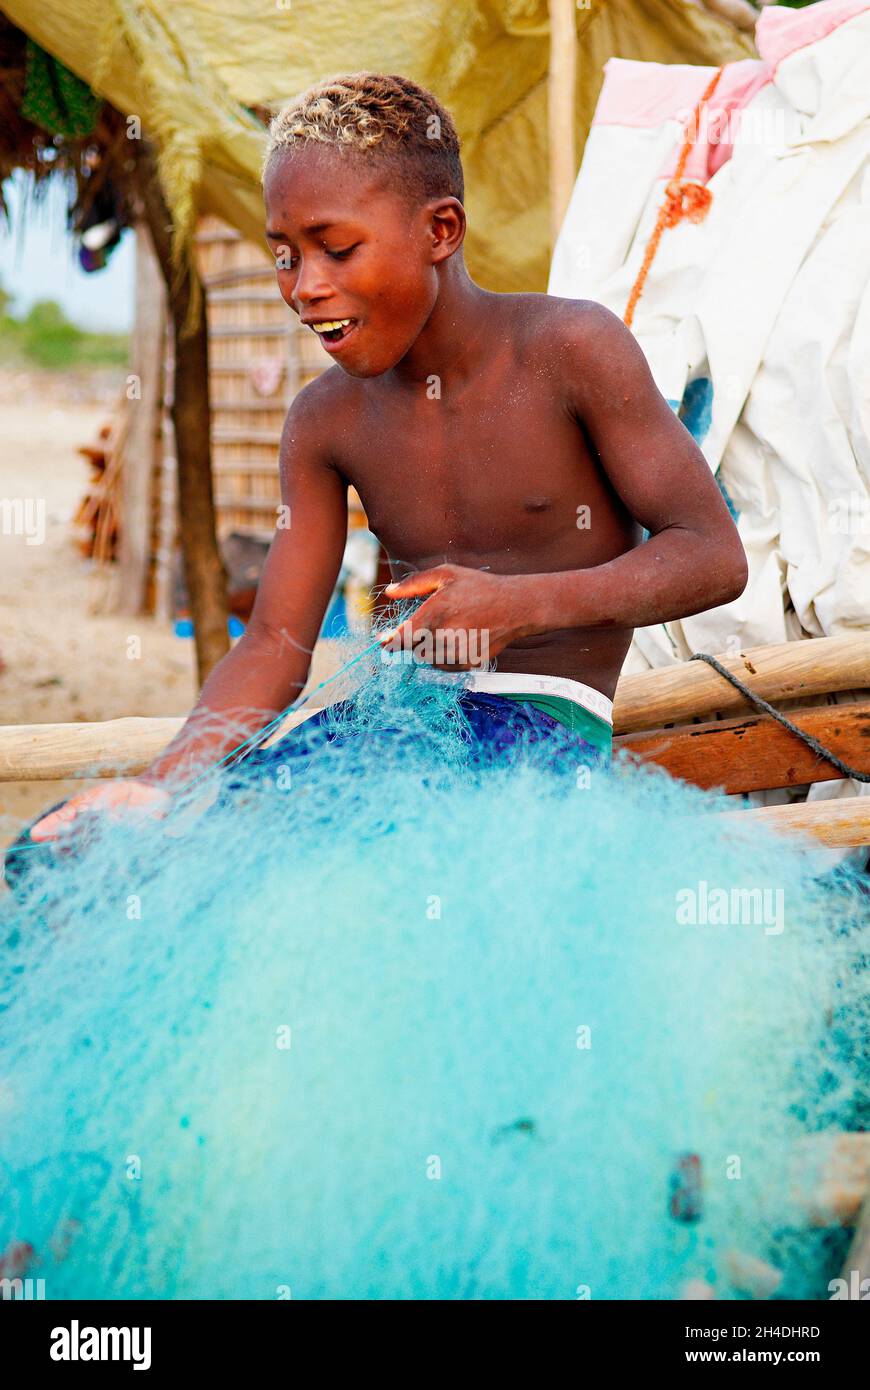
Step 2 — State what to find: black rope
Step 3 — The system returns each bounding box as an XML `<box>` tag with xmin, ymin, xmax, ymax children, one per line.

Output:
<box><xmin>689</xmin><ymin>652</ymin><xmax>870</xmax><ymax>783</ymax></box>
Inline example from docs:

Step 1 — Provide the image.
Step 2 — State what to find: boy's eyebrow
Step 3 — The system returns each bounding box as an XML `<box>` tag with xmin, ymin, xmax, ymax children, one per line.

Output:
<box><xmin>265</xmin><ymin>220</ymin><xmax>340</xmax><ymax>240</ymax></box>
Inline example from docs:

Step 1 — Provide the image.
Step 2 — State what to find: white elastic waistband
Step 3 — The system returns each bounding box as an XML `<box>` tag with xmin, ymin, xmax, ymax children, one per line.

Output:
<box><xmin>466</xmin><ymin>671</ymin><xmax>613</xmax><ymax>726</ymax></box>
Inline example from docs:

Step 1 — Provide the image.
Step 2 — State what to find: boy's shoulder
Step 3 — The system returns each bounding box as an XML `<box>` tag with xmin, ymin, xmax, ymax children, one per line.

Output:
<box><xmin>285</xmin><ymin>362</ymin><xmax>350</xmax><ymax>416</ymax></box>
<box><xmin>279</xmin><ymin>364</ymin><xmax>356</xmax><ymax>449</ymax></box>
<box><xmin>498</xmin><ymin>291</ymin><xmax>631</xmax><ymax>358</ymax></box>
<box><xmin>492</xmin><ymin>292</ymin><xmax>644</xmax><ymax>410</ymax></box>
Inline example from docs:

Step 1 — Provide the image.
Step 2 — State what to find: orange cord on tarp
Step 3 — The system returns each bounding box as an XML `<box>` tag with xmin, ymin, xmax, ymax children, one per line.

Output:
<box><xmin>623</xmin><ymin>66</ymin><xmax>725</xmax><ymax>329</ymax></box>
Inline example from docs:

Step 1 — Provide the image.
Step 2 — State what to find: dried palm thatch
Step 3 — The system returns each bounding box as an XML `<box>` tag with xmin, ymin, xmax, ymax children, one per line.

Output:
<box><xmin>0</xmin><ymin>15</ymin><xmax>135</xmax><ymax>234</ymax></box>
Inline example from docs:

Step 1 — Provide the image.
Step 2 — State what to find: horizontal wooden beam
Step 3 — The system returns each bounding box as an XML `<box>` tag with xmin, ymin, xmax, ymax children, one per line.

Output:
<box><xmin>213</xmin><ymin>496</ymin><xmax>278</xmax><ymax>513</ymax></box>
<box><xmin>208</xmin><ymin>324</ymin><xmax>287</xmax><ymax>340</ymax></box>
<box><xmin>211</xmin><ymin>400</ymin><xmax>289</xmax><ymax>414</ymax></box>
<box><xmin>613</xmin><ymin>634</ymin><xmax>870</xmax><ymax>733</ymax></box>
<box><xmin>0</xmin><ymin>712</ymin><xmax>319</xmax><ymax>782</ymax></box>
<box><xmin>616</xmin><ymin>701</ymin><xmax>870</xmax><ymax>793</ymax></box>
<box><xmin>0</xmin><ymin>717</ymin><xmax>183</xmax><ymax>781</ymax></box>
<box><xmin>720</xmin><ymin>797</ymin><xmax>870</xmax><ymax>849</ymax></box>
<box><xmin>212</xmin><ymin>428</ymin><xmax>282</xmax><ymax>446</ymax></box>
<box><xmin>1</xmin><ymin>719</ymin><xmax>868</xmax><ymax>845</ymax></box>
<box><xmin>200</xmin><ymin>269</ymin><xmax>274</xmax><ymax>289</ymax></box>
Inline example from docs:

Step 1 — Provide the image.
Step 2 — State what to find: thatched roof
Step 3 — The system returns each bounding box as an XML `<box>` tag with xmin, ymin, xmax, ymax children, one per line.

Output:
<box><xmin>0</xmin><ymin>16</ymin><xmax>136</xmax><ymax>234</ymax></box>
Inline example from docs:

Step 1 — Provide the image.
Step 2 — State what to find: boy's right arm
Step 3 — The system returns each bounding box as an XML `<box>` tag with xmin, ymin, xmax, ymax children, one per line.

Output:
<box><xmin>31</xmin><ymin>389</ymin><xmax>349</xmax><ymax>839</ymax></box>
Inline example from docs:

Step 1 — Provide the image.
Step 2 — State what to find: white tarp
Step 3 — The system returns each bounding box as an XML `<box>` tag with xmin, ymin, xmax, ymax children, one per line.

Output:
<box><xmin>549</xmin><ymin>0</ymin><xmax>870</xmax><ymax>835</ymax></box>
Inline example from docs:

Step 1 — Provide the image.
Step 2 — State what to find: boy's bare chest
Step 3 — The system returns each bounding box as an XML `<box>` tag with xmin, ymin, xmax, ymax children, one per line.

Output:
<box><xmin>337</xmin><ymin>385</ymin><xmax>625</xmax><ymax>567</ymax></box>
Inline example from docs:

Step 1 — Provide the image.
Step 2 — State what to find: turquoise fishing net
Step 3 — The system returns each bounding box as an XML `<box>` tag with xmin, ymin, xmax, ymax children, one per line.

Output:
<box><xmin>0</xmin><ymin>649</ymin><xmax>868</xmax><ymax>1300</ymax></box>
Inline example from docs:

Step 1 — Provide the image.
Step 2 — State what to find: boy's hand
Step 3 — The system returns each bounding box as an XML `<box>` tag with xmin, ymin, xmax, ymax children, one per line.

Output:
<box><xmin>378</xmin><ymin>565</ymin><xmax>540</xmax><ymax>669</ymax></box>
<box><xmin>30</xmin><ymin>781</ymin><xmax>171</xmax><ymax>843</ymax></box>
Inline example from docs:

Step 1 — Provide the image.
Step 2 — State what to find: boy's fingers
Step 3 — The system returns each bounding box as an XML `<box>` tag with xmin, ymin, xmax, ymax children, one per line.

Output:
<box><xmin>30</xmin><ymin>784</ymin><xmax>168</xmax><ymax>842</ymax></box>
<box><xmin>377</xmin><ymin>594</ymin><xmax>442</xmax><ymax>648</ymax></box>
<box><xmin>377</xmin><ymin>622</ymin><xmax>409</xmax><ymax>649</ymax></box>
<box><xmin>30</xmin><ymin>802</ymin><xmax>78</xmax><ymax>842</ymax></box>
<box><xmin>383</xmin><ymin>567</ymin><xmax>453</xmax><ymax>599</ymax></box>
<box><xmin>102</xmin><ymin>784</ymin><xmax>170</xmax><ymax>822</ymax></box>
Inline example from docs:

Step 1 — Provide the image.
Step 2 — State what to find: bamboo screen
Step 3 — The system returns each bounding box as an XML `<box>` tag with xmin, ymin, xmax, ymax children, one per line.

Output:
<box><xmin>195</xmin><ymin>217</ymin><xmax>335</xmax><ymax>541</ymax></box>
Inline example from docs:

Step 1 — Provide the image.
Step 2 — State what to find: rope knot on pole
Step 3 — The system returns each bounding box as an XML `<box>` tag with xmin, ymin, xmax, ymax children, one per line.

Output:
<box><xmin>663</xmin><ymin>178</ymin><xmax>714</xmax><ymax>228</ymax></box>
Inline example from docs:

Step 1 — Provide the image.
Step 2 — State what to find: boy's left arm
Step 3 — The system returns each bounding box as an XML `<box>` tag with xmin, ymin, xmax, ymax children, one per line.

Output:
<box><xmin>382</xmin><ymin>304</ymin><xmax>747</xmax><ymax>661</ymax></box>
<box><xmin>522</xmin><ymin>301</ymin><xmax>749</xmax><ymax>632</ymax></box>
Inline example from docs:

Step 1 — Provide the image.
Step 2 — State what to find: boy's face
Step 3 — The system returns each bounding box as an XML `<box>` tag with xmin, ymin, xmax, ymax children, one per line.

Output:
<box><xmin>264</xmin><ymin>146</ymin><xmax>445</xmax><ymax>377</ymax></box>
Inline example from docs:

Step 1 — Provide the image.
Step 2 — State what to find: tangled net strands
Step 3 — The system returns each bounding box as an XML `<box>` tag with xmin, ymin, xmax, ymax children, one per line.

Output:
<box><xmin>0</xmin><ymin>641</ymin><xmax>868</xmax><ymax>1300</ymax></box>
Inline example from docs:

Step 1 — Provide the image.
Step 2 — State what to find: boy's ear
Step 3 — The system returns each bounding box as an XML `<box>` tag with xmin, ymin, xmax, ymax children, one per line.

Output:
<box><xmin>427</xmin><ymin>197</ymin><xmax>466</xmax><ymax>264</ymax></box>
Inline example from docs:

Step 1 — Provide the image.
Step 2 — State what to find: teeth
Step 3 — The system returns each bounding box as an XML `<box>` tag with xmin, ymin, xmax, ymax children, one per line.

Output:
<box><xmin>311</xmin><ymin>319</ymin><xmax>352</xmax><ymax>333</ymax></box>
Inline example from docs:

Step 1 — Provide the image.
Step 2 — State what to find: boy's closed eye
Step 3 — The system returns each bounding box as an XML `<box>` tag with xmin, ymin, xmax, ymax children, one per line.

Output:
<box><xmin>270</xmin><ymin>243</ymin><xmax>359</xmax><ymax>268</ymax></box>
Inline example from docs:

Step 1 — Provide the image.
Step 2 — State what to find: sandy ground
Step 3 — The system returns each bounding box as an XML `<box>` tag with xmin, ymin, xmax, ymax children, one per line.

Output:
<box><xmin>0</xmin><ymin>379</ymin><xmax>198</xmax><ymax>843</ymax></box>
<box><xmin>0</xmin><ymin>372</ymin><xmax>341</xmax><ymax>853</ymax></box>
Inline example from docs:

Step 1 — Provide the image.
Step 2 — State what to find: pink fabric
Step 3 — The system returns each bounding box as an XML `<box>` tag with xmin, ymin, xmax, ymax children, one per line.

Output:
<box><xmin>594</xmin><ymin>57</ymin><xmax>765</xmax><ymax>130</ymax></box>
<box><xmin>594</xmin><ymin>57</ymin><xmax>770</xmax><ymax>183</ymax></box>
<box><xmin>755</xmin><ymin>0</ymin><xmax>870</xmax><ymax>71</ymax></box>
<box><xmin>662</xmin><ymin>63</ymin><xmax>772</xmax><ymax>181</ymax></box>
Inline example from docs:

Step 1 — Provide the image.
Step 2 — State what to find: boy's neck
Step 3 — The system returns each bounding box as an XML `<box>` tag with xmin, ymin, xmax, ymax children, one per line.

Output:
<box><xmin>391</xmin><ymin>262</ymin><xmax>496</xmax><ymax>391</ymax></box>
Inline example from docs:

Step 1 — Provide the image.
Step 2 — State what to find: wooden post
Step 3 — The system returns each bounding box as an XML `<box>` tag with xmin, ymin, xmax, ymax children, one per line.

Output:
<box><xmin>698</xmin><ymin>0</ymin><xmax>759</xmax><ymax>32</ymax></box>
<box><xmin>132</xmin><ymin>145</ymin><xmax>230</xmax><ymax>685</ymax></box>
<box><xmin>118</xmin><ymin>221</ymin><xmax>164</xmax><ymax>615</ymax></box>
<box><xmin>548</xmin><ymin>0</ymin><xmax>577</xmax><ymax>251</ymax></box>
<box><xmin>616</xmin><ymin>701</ymin><xmax>870</xmax><ymax>794</ymax></box>
<box><xmin>153</xmin><ymin>322</ymin><xmax>179</xmax><ymax>623</ymax></box>
<box><xmin>613</xmin><ymin>634</ymin><xmax>870</xmax><ymax>733</ymax></box>
<box><xmin>1</xmin><ymin>710</ymin><xmax>869</xmax><ymax>844</ymax></box>
<box><xmin>0</xmin><ymin>713</ymin><xmax>318</xmax><ymax>781</ymax></box>
<box><xmin>718</xmin><ymin>797</ymin><xmax>870</xmax><ymax>849</ymax></box>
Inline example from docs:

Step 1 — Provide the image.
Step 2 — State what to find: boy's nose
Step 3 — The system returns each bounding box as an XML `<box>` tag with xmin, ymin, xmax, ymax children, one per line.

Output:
<box><xmin>293</xmin><ymin>259</ymin><xmax>334</xmax><ymax>309</ymax></box>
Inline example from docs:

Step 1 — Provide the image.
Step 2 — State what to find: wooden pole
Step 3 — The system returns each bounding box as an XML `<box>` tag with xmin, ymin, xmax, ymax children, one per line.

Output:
<box><xmin>697</xmin><ymin>0</ymin><xmax>759</xmax><ymax>32</ymax></box>
<box><xmin>613</xmin><ymin>634</ymin><xmax>870</xmax><ymax>734</ymax></box>
<box><xmin>548</xmin><ymin>0</ymin><xmax>577</xmax><ymax>251</ymax></box>
<box><xmin>0</xmin><ymin>718</ymin><xmax>185</xmax><ymax>781</ymax></box>
<box><xmin>0</xmin><ymin>719</ymin><xmax>867</xmax><ymax>848</ymax></box>
<box><xmin>132</xmin><ymin>144</ymin><xmax>230</xmax><ymax>685</ymax></box>
<box><xmin>0</xmin><ymin>712</ymin><xmax>319</xmax><ymax>782</ymax></box>
<box><xmin>719</xmin><ymin>797</ymin><xmax>870</xmax><ymax>850</ymax></box>
<box><xmin>616</xmin><ymin>701</ymin><xmax>870</xmax><ymax>794</ymax></box>
<box><xmin>118</xmin><ymin>220</ymin><xmax>165</xmax><ymax>615</ymax></box>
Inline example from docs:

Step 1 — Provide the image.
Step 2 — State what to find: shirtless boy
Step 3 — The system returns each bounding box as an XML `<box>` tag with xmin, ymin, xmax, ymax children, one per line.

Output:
<box><xmin>21</xmin><ymin>72</ymin><xmax>747</xmax><ymax>854</ymax></box>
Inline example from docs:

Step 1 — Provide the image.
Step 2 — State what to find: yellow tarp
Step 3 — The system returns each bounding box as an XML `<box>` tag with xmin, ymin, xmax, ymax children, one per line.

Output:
<box><xmin>1</xmin><ymin>0</ymin><xmax>753</xmax><ymax>290</ymax></box>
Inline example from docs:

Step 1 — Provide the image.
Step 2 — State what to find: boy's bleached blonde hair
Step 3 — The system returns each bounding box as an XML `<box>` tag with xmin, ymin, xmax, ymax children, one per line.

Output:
<box><xmin>264</xmin><ymin>72</ymin><xmax>464</xmax><ymax>203</ymax></box>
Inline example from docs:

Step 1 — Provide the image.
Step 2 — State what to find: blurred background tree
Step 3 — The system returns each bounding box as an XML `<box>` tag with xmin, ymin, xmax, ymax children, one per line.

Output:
<box><xmin>0</xmin><ymin>275</ymin><xmax>127</xmax><ymax>368</ymax></box>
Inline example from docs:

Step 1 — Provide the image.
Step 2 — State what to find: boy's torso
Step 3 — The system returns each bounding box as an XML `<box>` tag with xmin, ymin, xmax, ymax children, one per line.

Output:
<box><xmin>317</xmin><ymin>295</ymin><xmax>641</xmax><ymax>701</ymax></box>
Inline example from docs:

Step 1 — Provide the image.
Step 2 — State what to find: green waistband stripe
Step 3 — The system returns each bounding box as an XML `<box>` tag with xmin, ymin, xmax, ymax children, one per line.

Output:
<box><xmin>497</xmin><ymin>693</ymin><xmax>613</xmax><ymax>757</ymax></box>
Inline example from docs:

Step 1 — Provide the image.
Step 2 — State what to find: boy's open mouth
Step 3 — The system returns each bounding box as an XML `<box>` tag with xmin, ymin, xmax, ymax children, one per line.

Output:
<box><xmin>307</xmin><ymin>317</ymin><xmax>358</xmax><ymax>349</ymax></box>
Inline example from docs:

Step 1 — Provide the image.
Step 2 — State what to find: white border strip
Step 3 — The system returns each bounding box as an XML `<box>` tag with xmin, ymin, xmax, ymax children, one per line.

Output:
<box><xmin>467</xmin><ymin>671</ymin><xmax>613</xmax><ymax>725</ymax></box>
